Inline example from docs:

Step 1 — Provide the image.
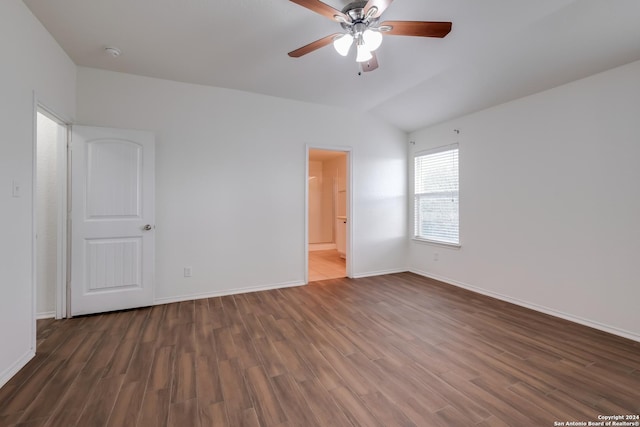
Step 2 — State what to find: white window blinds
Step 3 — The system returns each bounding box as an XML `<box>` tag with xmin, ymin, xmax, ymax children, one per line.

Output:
<box><xmin>414</xmin><ymin>144</ymin><xmax>459</xmax><ymax>245</ymax></box>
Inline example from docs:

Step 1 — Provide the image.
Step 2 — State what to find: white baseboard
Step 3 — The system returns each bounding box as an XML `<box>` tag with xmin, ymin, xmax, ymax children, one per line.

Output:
<box><xmin>154</xmin><ymin>280</ymin><xmax>306</xmax><ymax>305</ymax></box>
<box><xmin>309</xmin><ymin>243</ymin><xmax>337</xmax><ymax>251</ymax></box>
<box><xmin>0</xmin><ymin>349</ymin><xmax>35</xmax><ymax>389</ymax></box>
<box><xmin>351</xmin><ymin>268</ymin><xmax>407</xmax><ymax>279</ymax></box>
<box><xmin>154</xmin><ymin>270</ymin><xmax>410</xmax><ymax>305</ymax></box>
<box><xmin>410</xmin><ymin>268</ymin><xmax>640</xmax><ymax>343</ymax></box>
<box><xmin>36</xmin><ymin>311</ymin><xmax>55</xmax><ymax>320</ymax></box>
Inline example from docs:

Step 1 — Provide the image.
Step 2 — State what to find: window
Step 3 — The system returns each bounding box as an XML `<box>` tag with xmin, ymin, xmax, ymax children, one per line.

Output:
<box><xmin>413</xmin><ymin>144</ymin><xmax>459</xmax><ymax>245</ymax></box>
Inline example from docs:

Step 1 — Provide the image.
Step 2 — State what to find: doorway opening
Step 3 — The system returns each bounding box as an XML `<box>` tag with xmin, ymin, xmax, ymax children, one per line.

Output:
<box><xmin>35</xmin><ymin>108</ymin><xmax>69</xmax><ymax>320</ymax></box>
<box><xmin>307</xmin><ymin>148</ymin><xmax>349</xmax><ymax>282</ymax></box>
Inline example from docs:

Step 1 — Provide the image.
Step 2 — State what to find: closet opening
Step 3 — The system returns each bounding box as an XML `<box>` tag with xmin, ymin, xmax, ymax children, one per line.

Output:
<box><xmin>35</xmin><ymin>107</ymin><xmax>69</xmax><ymax>320</ymax></box>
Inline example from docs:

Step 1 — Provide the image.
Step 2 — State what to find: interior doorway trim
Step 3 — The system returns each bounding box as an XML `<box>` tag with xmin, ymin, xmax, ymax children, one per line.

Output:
<box><xmin>32</xmin><ymin>93</ymin><xmax>71</xmax><ymax>335</ymax></box>
<box><xmin>304</xmin><ymin>144</ymin><xmax>353</xmax><ymax>284</ymax></box>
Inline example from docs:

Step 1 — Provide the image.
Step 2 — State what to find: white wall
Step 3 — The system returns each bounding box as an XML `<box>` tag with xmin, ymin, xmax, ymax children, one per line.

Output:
<box><xmin>76</xmin><ymin>67</ymin><xmax>407</xmax><ymax>302</ymax></box>
<box><xmin>409</xmin><ymin>60</ymin><xmax>640</xmax><ymax>341</ymax></box>
<box><xmin>0</xmin><ymin>0</ymin><xmax>76</xmax><ymax>388</ymax></box>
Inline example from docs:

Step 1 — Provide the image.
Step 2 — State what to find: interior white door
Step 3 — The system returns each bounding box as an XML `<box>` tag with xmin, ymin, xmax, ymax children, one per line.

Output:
<box><xmin>70</xmin><ymin>126</ymin><xmax>155</xmax><ymax>316</ymax></box>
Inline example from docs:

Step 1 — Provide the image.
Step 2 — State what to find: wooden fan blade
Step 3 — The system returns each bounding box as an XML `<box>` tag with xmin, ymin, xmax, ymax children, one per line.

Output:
<box><xmin>288</xmin><ymin>33</ymin><xmax>340</xmax><ymax>58</ymax></box>
<box><xmin>380</xmin><ymin>21</ymin><xmax>452</xmax><ymax>38</ymax></box>
<box><xmin>364</xmin><ymin>0</ymin><xmax>394</xmax><ymax>18</ymax></box>
<box><xmin>360</xmin><ymin>52</ymin><xmax>379</xmax><ymax>73</ymax></box>
<box><xmin>289</xmin><ymin>0</ymin><xmax>349</xmax><ymax>22</ymax></box>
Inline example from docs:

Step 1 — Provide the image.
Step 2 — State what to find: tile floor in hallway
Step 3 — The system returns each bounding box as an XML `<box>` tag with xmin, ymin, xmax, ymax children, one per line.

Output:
<box><xmin>308</xmin><ymin>249</ymin><xmax>345</xmax><ymax>281</ymax></box>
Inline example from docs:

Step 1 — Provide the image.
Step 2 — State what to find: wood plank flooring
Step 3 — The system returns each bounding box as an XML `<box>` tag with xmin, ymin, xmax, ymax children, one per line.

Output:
<box><xmin>1</xmin><ymin>272</ymin><xmax>639</xmax><ymax>426</ymax></box>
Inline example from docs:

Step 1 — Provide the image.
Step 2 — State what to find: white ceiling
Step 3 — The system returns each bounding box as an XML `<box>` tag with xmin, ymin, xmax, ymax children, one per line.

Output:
<box><xmin>23</xmin><ymin>0</ymin><xmax>640</xmax><ymax>132</ymax></box>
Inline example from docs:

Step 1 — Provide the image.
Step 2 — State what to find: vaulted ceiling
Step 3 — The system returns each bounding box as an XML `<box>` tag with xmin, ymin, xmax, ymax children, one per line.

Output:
<box><xmin>23</xmin><ymin>0</ymin><xmax>640</xmax><ymax>132</ymax></box>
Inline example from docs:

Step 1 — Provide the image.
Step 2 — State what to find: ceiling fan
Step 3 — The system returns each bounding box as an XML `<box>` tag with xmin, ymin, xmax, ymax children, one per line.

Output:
<box><xmin>288</xmin><ymin>0</ymin><xmax>452</xmax><ymax>73</ymax></box>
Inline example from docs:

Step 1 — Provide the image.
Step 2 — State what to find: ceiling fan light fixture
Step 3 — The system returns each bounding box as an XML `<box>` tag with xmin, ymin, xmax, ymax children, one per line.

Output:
<box><xmin>362</xmin><ymin>28</ymin><xmax>383</xmax><ymax>51</ymax></box>
<box><xmin>333</xmin><ymin>33</ymin><xmax>354</xmax><ymax>56</ymax></box>
<box><xmin>288</xmin><ymin>0</ymin><xmax>453</xmax><ymax>72</ymax></box>
<box><xmin>356</xmin><ymin>43</ymin><xmax>373</xmax><ymax>62</ymax></box>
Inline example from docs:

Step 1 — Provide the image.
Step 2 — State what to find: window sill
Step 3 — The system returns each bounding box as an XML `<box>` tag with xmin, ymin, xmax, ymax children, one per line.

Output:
<box><xmin>411</xmin><ymin>237</ymin><xmax>461</xmax><ymax>249</ymax></box>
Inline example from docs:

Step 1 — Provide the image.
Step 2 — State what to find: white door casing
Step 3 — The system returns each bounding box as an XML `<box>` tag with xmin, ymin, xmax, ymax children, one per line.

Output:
<box><xmin>70</xmin><ymin>126</ymin><xmax>155</xmax><ymax>316</ymax></box>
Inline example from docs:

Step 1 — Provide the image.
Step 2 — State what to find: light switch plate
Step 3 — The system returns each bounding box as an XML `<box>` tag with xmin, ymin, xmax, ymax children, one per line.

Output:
<box><xmin>12</xmin><ymin>180</ymin><xmax>21</xmax><ymax>198</ymax></box>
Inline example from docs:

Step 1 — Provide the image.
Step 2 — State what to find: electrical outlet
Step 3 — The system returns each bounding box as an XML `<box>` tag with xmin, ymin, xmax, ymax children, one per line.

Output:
<box><xmin>184</xmin><ymin>267</ymin><xmax>192</xmax><ymax>277</ymax></box>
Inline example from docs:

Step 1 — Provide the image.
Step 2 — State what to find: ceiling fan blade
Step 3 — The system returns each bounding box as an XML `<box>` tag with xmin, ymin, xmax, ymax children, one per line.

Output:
<box><xmin>380</xmin><ymin>21</ymin><xmax>452</xmax><ymax>38</ymax></box>
<box><xmin>289</xmin><ymin>0</ymin><xmax>349</xmax><ymax>22</ymax></box>
<box><xmin>364</xmin><ymin>0</ymin><xmax>394</xmax><ymax>18</ymax></box>
<box><xmin>360</xmin><ymin>52</ymin><xmax>379</xmax><ymax>73</ymax></box>
<box><xmin>288</xmin><ymin>33</ymin><xmax>340</xmax><ymax>58</ymax></box>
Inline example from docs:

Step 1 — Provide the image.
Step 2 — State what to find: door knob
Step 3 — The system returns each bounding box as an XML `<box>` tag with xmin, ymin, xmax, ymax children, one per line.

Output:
<box><xmin>143</xmin><ymin>224</ymin><xmax>153</xmax><ymax>231</ymax></box>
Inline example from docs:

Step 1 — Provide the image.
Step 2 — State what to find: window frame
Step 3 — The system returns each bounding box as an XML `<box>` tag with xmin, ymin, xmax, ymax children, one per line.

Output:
<box><xmin>412</xmin><ymin>143</ymin><xmax>461</xmax><ymax>248</ymax></box>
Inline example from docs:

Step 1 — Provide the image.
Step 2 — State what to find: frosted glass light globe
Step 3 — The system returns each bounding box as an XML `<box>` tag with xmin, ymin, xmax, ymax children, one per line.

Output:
<box><xmin>362</xmin><ymin>29</ymin><xmax>383</xmax><ymax>51</ymax></box>
<box><xmin>356</xmin><ymin>44</ymin><xmax>373</xmax><ymax>62</ymax></box>
<box><xmin>333</xmin><ymin>34</ymin><xmax>354</xmax><ymax>56</ymax></box>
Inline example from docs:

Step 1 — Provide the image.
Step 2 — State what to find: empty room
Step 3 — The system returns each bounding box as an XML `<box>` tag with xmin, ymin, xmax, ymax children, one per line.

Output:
<box><xmin>1</xmin><ymin>0</ymin><xmax>639</xmax><ymax>426</ymax></box>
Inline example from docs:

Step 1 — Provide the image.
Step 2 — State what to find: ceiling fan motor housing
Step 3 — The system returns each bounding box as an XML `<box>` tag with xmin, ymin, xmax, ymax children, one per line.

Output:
<box><xmin>340</xmin><ymin>0</ymin><xmax>379</xmax><ymax>30</ymax></box>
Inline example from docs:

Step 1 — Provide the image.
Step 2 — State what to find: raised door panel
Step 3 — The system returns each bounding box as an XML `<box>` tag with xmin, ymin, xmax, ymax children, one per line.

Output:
<box><xmin>86</xmin><ymin>140</ymin><xmax>142</xmax><ymax>219</ymax></box>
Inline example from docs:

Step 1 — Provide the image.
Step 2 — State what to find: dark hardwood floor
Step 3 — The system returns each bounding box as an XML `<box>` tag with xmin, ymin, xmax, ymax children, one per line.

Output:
<box><xmin>1</xmin><ymin>272</ymin><xmax>639</xmax><ymax>426</ymax></box>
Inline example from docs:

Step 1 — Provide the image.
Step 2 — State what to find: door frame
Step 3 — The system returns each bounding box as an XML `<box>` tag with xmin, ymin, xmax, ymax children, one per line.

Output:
<box><xmin>32</xmin><ymin>95</ymin><xmax>71</xmax><ymax>338</ymax></box>
<box><xmin>304</xmin><ymin>145</ymin><xmax>353</xmax><ymax>283</ymax></box>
